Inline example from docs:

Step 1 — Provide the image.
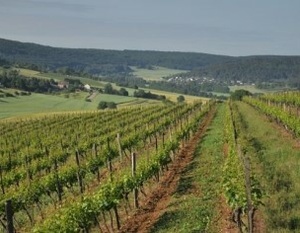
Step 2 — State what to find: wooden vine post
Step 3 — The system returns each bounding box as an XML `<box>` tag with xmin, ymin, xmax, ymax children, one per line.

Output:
<box><xmin>131</xmin><ymin>152</ymin><xmax>139</xmax><ymax>208</ymax></box>
<box><xmin>106</xmin><ymin>138</ymin><xmax>113</xmax><ymax>180</ymax></box>
<box><xmin>54</xmin><ymin>159</ymin><xmax>63</xmax><ymax>202</ymax></box>
<box><xmin>240</xmin><ymin>147</ymin><xmax>254</xmax><ymax>233</ymax></box>
<box><xmin>92</xmin><ymin>143</ymin><xmax>101</xmax><ymax>182</ymax></box>
<box><xmin>155</xmin><ymin>133</ymin><xmax>158</xmax><ymax>152</ymax></box>
<box><xmin>116</xmin><ymin>133</ymin><xmax>122</xmax><ymax>161</ymax></box>
<box><xmin>113</xmin><ymin>205</ymin><xmax>120</xmax><ymax>230</ymax></box>
<box><xmin>25</xmin><ymin>154</ymin><xmax>32</xmax><ymax>185</ymax></box>
<box><xmin>75</xmin><ymin>149</ymin><xmax>84</xmax><ymax>194</ymax></box>
<box><xmin>0</xmin><ymin>165</ymin><xmax>5</xmax><ymax>194</ymax></box>
<box><xmin>5</xmin><ymin>200</ymin><xmax>14</xmax><ymax>233</ymax></box>
<box><xmin>44</xmin><ymin>146</ymin><xmax>51</xmax><ymax>174</ymax></box>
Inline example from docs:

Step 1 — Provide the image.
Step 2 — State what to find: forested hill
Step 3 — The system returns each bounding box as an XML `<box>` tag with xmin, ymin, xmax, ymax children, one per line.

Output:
<box><xmin>1</xmin><ymin>38</ymin><xmax>300</xmax><ymax>87</ymax></box>
<box><xmin>0</xmin><ymin>38</ymin><xmax>231</xmax><ymax>73</ymax></box>
<box><xmin>178</xmin><ymin>56</ymin><xmax>300</xmax><ymax>84</ymax></box>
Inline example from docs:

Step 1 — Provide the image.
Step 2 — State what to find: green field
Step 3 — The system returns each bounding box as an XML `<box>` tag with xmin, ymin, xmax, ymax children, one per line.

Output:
<box><xmin>0</xmin><ymin>89</ymin><xmax>199</xmax><ymax>120</ymax></box>
<box><xmin>0</xmin><ymin>90</ymin><xmax>141</xmax><ymax>119</ymax></box>
<box><xmin>131</xmin><ymin>66</ymin><xmax>188</xmax><ymax>81</ymax></box>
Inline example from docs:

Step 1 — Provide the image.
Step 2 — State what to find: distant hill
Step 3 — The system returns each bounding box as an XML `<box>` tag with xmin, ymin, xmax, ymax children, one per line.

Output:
<box><xmin>0</xmin><ymin>38</ymin><xmax>231</xmax><ymax>74</ymax></box>
<box><xmin>1</xmin><ymin>38</ymin><xmax>300</xmax><ymax>90</ymax></box>
<box><xmin>179</xmin><ymin>55</ymin><xmax>300</xmax><ymax>84</ymax></box>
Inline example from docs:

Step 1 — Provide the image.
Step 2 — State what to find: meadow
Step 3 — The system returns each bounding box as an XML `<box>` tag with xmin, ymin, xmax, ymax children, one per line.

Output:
<box><xmin>130</xmin><ymin>66</ymin><xmax>187</xmax><ymax>81</ymax></box>
<box><xmin>0</xmin><ymin>90</ymin><xmax>140</xmax><ymax>119</ymax></box>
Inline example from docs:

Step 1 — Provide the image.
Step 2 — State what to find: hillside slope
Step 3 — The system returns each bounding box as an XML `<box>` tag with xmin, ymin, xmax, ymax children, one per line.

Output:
<box><xmin>1</xmin><ymin>37</ymin><xmax>300</xmax><ymax>90</ymax></box>
<box><xmin>178</xmin><ymin>55</ymin><xmax>300</xmax><ymax>84</ymax></box>
<box><xmin>0</xmin><ymin>38</ymin><xmax>231</xmax><ymax>73</ymax></box>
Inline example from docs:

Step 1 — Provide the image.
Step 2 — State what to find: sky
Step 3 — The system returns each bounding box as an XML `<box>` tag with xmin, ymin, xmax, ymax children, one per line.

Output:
<box><xmin>0</xmin><ymin>0</ymin><xmax>299</xmax><ymax>56</ymax></box>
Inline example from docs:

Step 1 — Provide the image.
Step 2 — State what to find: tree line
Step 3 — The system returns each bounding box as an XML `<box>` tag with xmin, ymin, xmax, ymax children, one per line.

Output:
<box><xmin>0</xmin><ymin>70</ymin><xmax>85</xmax><ymax>93</ymax></box>
<box><xmin>178</xmin><ymin>56</ymin><xmax>300</xmax><ymax>87</ymax></box>
<box><xmin>0</xmin><ymin>70</ymin><xmax>57</xmax><ymax>93</ymax></box>
<box><xmin>0</xmin><ymin>38</ymin><xmax>230</xmax><ymax>75</ymax></box>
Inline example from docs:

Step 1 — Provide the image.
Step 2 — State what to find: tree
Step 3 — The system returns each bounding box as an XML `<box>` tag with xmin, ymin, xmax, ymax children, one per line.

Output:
<box><xmin>119</xmin><ymin>88</ymin><xmax>129</xmax><ymax>96</ymax></box>
<box><xmin>133</xmin><ymin>89</ymin><xmax>146</xmax><ymax>98</ymax></box>
<box><xmin>231</xmin><ymin>89</ymin><xmax>252</xmax><ymax>101</ymax></box>
<box><xmin>98</xmin><ymin>101</ymin><xmax>107</xmax><ymax>109</ymax></box>
<box><xmin>104</xmin><ymin>83</ymin><xmax>114</xmax><ymax>94</ymax></box>
<box><xmin>177</xmin><ymin>95</ymin><xmax>185</xmax><ymax>103</ymax></box>
<box><xmin>107</xmin><ymin>102</ymin><xmax>117</xmax><ymax>109</ymax></box>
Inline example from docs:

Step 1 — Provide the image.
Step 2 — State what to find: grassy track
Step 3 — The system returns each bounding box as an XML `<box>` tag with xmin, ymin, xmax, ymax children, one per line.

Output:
<box><xmin>236</xmin><ymin>101</ymin><xmax>300</xmax><ymax>232</ymax></box>
<box><xmin>150</xmin><ymin>104</ymin><xmax>225</xmax><ymax>233</ymax></box>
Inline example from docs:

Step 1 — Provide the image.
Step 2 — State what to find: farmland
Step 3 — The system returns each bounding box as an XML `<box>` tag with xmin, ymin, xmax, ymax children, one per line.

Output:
<box><xmin>0</xmin><ymin>85</ymin><xmax>202</xmax><ymax>120</ymax></box>
<box><xmin>2</xmin><ymin>82</ymin><xmax>300</xmax><ymax>232</ymax></box>
<box><xmin>17</xmin><ymin>67</ymin><xmax>204</xmax><ymax>103</ymax></box>
<box><xmin>0</xmin><ymin>101</ymin><xmax>210</xmax><ymax>232</ymax></box>
<box><xmin>0</xmin><ymin>90</ymin><xmax>143</xmax><ymax>119</ymax></box>
<box><xmin>0</xmin><ymin>67</ymin><xmax>206</xmax><ymax>120</ymax></box>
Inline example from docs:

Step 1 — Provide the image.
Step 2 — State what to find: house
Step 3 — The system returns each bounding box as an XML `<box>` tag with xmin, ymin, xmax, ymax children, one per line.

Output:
<box><xmin>84</xmin><ymin>84</ymin><xmax>91</xmax><ymax>91</ymax></box>
<box><xmin>57</xmin><ymin>81</ymin><xmax>69</xmax><ymax>89</ymax></box>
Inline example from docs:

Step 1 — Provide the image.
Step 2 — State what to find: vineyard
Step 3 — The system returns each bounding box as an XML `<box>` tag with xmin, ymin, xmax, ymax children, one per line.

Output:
<box><xmin>1</xmin><ymin>91</ymin><xmax>300</xmax><ymax>232</ymax></box>
<box><xmin>0</xmin><ymin>101</ymin><xmax>213</xmax><ymax>232</ymax></box>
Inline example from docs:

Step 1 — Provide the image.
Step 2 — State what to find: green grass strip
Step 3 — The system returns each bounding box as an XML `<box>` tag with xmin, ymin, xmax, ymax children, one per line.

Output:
<box><xmin>237</xmin><ymin>101</ymin><xmax>300</xmax><ymax>232</ymax></box>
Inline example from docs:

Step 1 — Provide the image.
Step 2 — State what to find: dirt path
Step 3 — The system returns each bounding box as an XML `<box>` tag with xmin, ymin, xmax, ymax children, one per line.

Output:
<box><xmin>119</xmin><ymin>107</ymin><xmax>216</xmax><ymax>233</ymax></box>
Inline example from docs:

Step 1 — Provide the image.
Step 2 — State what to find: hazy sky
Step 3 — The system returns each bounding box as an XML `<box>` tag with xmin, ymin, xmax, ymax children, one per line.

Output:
<box><xmin>0</xmin><ymin>0</ymin><xmax>299</xmax><ymax>56</ymax></box>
